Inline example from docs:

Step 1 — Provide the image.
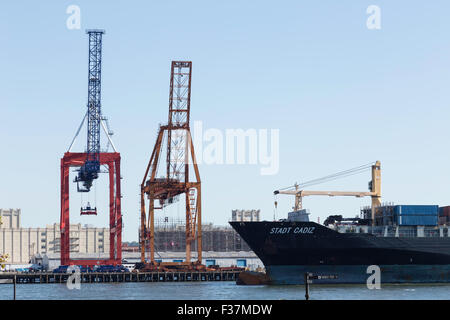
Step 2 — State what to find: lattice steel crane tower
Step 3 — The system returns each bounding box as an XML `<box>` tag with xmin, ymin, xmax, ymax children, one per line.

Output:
<box><xmin>74</xmin><ymin>30</ymin><xmax>104</xmax><ymax>193</ymax></box>
<box><xmin>140</xmin><ymin>61</ymin><xmax>202</xmax><ymax>267</ymax></box>
<box><xmin>60</xmin><ymin>30</ymin><xmax>122</xmax><ymax>266</ymax></box>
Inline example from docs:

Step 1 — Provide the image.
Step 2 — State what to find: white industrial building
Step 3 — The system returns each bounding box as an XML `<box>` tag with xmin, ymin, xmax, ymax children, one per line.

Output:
<box><xmin>0</xmin><ymin>209</ymin><xmax>109</xmax><ymax>264</ymax></box>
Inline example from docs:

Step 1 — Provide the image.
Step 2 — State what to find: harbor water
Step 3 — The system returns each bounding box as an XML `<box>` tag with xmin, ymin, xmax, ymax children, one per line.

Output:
<box><xmin>0</xmin><ymin>282</ymin><xmax>449</xmax><ymax>300</ymax></box>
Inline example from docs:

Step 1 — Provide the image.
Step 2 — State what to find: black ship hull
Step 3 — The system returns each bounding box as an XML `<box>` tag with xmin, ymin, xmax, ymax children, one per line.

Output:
<box><xmin>229</xmin><ymin>221</ymin><xmax>450</xmax><ymax>284</ymax></box>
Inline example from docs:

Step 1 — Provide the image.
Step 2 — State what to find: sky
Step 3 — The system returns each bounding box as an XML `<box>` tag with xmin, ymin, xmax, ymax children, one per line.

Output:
<box><xmin>1</xmin><ymin>1</ymin><xmax>450</xmax><ymax>241</ymax></box>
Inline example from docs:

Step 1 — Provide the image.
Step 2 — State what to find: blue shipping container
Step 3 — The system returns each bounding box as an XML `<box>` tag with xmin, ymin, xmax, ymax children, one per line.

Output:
<box><xmin>396</xmin><ymin>214</ymin><xmax>438</xmax><ymax>226</ymax></box>
<box><xmin>394</xmin><ymin>205</ymin><xmax>439</xmax><ymax>216</ymax></box>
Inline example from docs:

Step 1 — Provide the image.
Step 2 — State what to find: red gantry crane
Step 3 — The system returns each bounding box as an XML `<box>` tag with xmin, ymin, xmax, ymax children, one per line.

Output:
<box><xmin>60</xmin><ymin>30</ymin><xmax>122</xmax><ymax>266</ymax></box>
<box><xmin>140</xmin><ymin>61</ymin><xmax>202</xmax><ymax>269</ymax></box>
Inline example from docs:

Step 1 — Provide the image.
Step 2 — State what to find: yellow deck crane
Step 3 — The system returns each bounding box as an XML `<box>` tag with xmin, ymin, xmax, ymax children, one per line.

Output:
<box><xmin>274</xmin><ymin>161</ymin><xmax>381</xmax><ymax>225</ymax></box>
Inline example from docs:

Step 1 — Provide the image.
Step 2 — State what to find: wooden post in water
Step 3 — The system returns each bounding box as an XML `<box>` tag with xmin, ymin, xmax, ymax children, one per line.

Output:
<box><xmin>13</xmin><ymin>274</ymin><xmax>16</xmax><ymax>300</ymax></box>
<box><xmin>303</xmin><ymin>273</ymin><xmax>338</xmax><ymax>300</ymax></box>
<box><xmin>304</xmin><ymin>273</ymin><xmax>310</xmax><ymax>300</ymax></box>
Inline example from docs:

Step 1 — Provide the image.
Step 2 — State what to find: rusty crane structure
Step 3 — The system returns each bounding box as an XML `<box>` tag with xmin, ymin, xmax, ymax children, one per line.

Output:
<box><xmin>140</xmin><ymin>61</ymin><xmax>202</xmax><ymax>267</ymax></box>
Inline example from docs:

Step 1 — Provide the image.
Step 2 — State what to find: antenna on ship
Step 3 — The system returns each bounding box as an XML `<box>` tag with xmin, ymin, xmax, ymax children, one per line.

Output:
<box><xmin>273</xmin><ymin>193</ymin><xmax>278</xmax><ymax>221</ymax></box>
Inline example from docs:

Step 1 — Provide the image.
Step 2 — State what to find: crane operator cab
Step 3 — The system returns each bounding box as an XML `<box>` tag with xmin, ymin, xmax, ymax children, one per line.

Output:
<box><xmin>80</xmin><ymin>202</ymin><xmax>97</xmax><ymax>215</ymax></box>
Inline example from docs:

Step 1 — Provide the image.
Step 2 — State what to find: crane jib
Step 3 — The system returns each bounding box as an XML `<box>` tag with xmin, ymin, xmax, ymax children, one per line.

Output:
<box><xmin>76</xmin><ymin>30</ymin><xmax>105</xmax><ymax>192</ymax></box>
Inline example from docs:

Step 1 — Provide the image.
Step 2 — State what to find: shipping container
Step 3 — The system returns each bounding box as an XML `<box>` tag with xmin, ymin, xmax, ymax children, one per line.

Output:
<box><xmin>370</xmin><ymin>205</ymin><xmax>439</xmax><ymax>225</ymax></box>
<box><xmin>396</xmin><ymin>214</ymin><xmax>438</xmax><ymax>226</ymax></box>
<box><xmin>393</xmin><ymin>205</ymin><xmax>439</xmax><ymax>216</ymax></box>
<box><xmin>439</xmin><ymin>206</ymin><xmax>450</xmax><ymax>217</ymax></box>
<box><xmin>439</xmin><ymin>217</ymin><xmax>448</xmax><ymax>225</ymax></box>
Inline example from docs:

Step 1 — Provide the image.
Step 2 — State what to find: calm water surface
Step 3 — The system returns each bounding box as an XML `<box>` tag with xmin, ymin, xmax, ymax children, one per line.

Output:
<box><xmin>0</xmin><ymin>282</ymin><xmax>449</xmax><ymax>300</ymax></box>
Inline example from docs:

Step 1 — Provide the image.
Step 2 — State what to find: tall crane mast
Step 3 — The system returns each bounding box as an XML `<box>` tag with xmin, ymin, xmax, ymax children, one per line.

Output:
<box><xmin>140</xmin><ymin>61</ymin><xmax>202</xmax><ymax>267</ymax></box>
<box><xmin>274</xmin><ymin>161</ymin><xmax>381</xmax><ymax>225</ymax></box>
<box><xmin>74</xmin><ymin>30</ymin><xmax>105</xmax><ymax>192</ymax></box>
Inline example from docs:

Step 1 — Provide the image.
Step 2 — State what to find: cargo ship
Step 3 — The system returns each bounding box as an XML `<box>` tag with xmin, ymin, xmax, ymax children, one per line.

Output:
<box><xmin>230</xmin><ymin>205</ymin><xmax>450</xmax><ymax>284</ymax></box>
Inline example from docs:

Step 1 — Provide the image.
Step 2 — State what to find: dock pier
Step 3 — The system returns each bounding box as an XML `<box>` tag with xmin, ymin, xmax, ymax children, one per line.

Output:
<box><xmin>0</xmin><ymin>271</ymin><xmax>241</xmax><ymax>284</ymax></box>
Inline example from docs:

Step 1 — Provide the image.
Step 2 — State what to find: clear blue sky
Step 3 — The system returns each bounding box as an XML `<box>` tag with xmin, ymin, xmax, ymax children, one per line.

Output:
<box><xmin>1</xmin><ymin>1</ymin><xmax>450</xmax><ymax>241</ymax></box>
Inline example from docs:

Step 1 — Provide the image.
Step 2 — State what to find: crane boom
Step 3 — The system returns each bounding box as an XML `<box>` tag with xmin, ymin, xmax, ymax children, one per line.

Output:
<box><xmin>75</xmin><ymin>29</ymin><xmax>105</xmax><ymax>192</ymax></box>
<box><xmin>274</xmin><ymin>161</ymin><xmax>381</xmax><ymax>225</ymax></box>
<box><xmin>276</xmin><ymin>190</ymin><xmax>376</xmax><ymax>197</ymax></box>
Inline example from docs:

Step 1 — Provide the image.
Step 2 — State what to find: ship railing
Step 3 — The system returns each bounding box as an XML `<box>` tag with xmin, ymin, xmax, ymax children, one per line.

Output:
<box><xmin>336</xmin><ymin>225</ymin><xmax>449</xmax><ymax>238</ymax></box>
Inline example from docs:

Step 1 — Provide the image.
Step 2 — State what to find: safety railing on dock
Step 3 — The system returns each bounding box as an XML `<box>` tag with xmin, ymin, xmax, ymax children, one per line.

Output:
<box><xmin>0</xmin><ymin>271</ymin><xmax>241</xmax><ymax>284</ymax></box>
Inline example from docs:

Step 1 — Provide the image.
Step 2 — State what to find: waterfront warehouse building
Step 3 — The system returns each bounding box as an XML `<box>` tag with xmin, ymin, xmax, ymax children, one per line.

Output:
<box><xmin>0</xmin><ymin>209</ymin><xmax>109</xmax><ymax>264</ymax></box>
